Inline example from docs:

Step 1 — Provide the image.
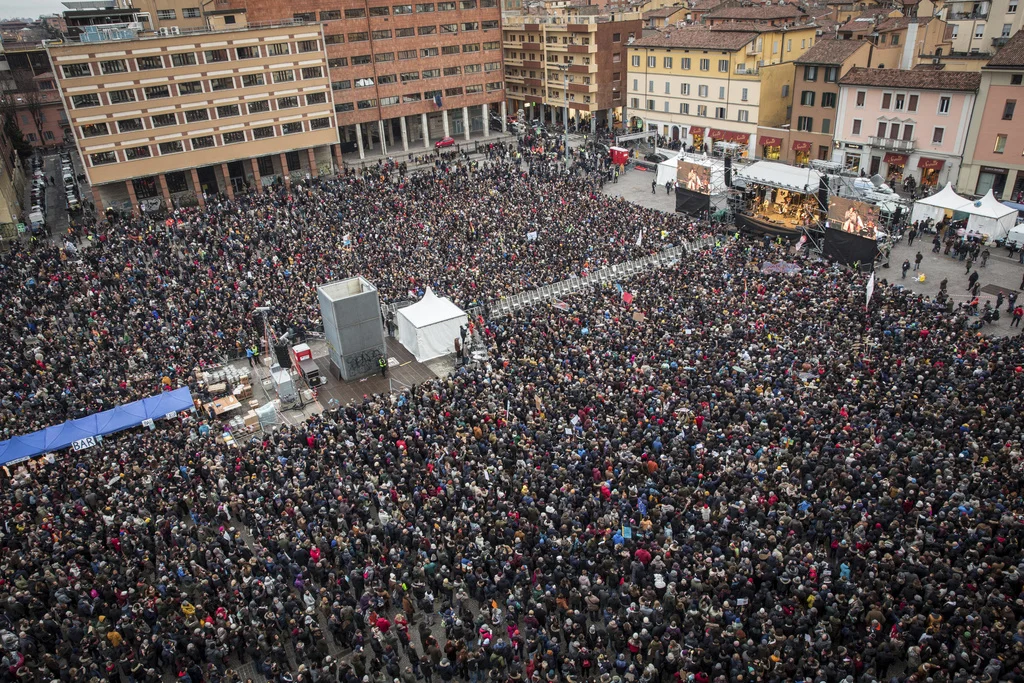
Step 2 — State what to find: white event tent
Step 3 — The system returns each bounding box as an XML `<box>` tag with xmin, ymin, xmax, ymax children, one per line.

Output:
<box><xmin>910</xmin><ymin>184</ymin><xmax>1017</xmax><ymax>241</ymax></box>
<box><xmin>396</xmin><ymin>288</ymin><xmax>469</xmax><ymax>362</ymax></box>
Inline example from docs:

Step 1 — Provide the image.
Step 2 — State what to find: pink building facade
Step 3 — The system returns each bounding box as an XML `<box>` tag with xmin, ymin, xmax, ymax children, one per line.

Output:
<box><xmin>833</xmin><ymin>67</ymin><xmax>979</xmax><ymax>190</ymax></box>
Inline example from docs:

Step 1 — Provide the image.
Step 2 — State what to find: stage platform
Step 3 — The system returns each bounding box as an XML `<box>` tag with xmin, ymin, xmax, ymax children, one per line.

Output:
<box><xmin>313</xmin><ymin>338</ymin><xmax>441</xmax><ymax>406</ymax></box>
<box><xmin>736</xmin><ymin>212</ymin><xmax>805</xmax><ymax>239</ymax></box>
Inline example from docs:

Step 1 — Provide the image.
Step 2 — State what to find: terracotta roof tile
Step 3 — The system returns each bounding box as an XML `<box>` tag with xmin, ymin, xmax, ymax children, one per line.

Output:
<box><xmin>795</xmin><ymin>38</ymin><xmax>869</xmax><ymax>65</ymax></box>
<box><xmin>838</xmin><ymin>66</ymin><xmax>981</xmax><ymax>91</ymax></box>
<box><xmin>633</xmin><ymin>26</ymin><xmax>757</xmax><ymax>48</ymax></box>
<box><xmin>704</xmin><ymin>4</ymin><xmax>806</xmax><ymax>20</ymax></box>
<box><xmin>643</xmin><ymin>5</ymin><xmax>686</xmax><ymax>18</ymax></box>
<box><xmin>987</xmin><ymin>29</ymin><xmax>1024</xmax><ymax>67</ymax></box>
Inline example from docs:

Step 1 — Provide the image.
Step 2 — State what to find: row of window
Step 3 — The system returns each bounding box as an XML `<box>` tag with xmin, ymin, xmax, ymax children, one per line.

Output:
<box><xmin>853</xmin><ymin>90</ymin><xmax>955</xmax><ymax>115</ymax></box>
<box><xmin>795</xmin><ymin>116</ymin><xmax>831</xmax><ymax>134</ymax></box>
<box><xmin>80</xmin><ymin>93</ymin><xmax>330</xmax><ymax>138</ymax></box>
<box><xmin>60</xmin><ymin>41</ymin><xmax>321</xmax><ymax>79</ymax></box>
<box><xmin>325</xmin><ymin>42</ymin><xmax>497</xmax><ymax>69</ymax></box>
<box><xmin>798</xmin><ymin>91</ymin><xmax>837</xmax><ymax>108</ymax></box>
<box><xmin>333</xmin><ymin>18</ymin><xmax>497</xmax><ymax>43</ymax></box>
<box><xmin>70</xmin><ymin>71</ymin><xmax>326</xmax><ymax>109</ymax></box>
<box><xmin>294</xmin><ymin>0</ymin><xmax>496</xmax><ymax>20</ymax></box>
<box><xmin>635</xmin><ymin>79</ymin><xmax>752</xmax><ymax>102</ymax></box>
<box><xmin>632</xmin><ymin>55</ymin><xmax>730</xmax><ymax>73</ymax></box>
<box><xmin>89</xmin><ymin>118</ymin><xmax>332</xmax><ymax>166</ymax></box>
<box><xmin>333</xmin><ymin>82</ymin><xmax>502</xmax><ymax>111</ymax></box>
<box><xmin>849</xmin><ymin>119</ymin><xmax>946</xmax><ymax>144</ymax></box>
<box><xmin>801</xmin><ymin>65</ymin><xmax>839</xmax><ymax>83</ymax></box>
<box><xmin>331</xmin><ymin>62</ymin><xmax>499</xmax><ymax>89</ymax></box>
<box><xmin>629</xmin><ymin>97</ymin><xmax>750</xmax><ymax>123</ymax></box>
<box><xmin>155</xmin><ymin>7</ymin><xmax>201</xmax><ymax>20</ymax></box>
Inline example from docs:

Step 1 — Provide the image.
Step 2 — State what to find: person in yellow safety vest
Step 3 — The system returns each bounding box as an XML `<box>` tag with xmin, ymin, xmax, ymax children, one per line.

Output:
<box><xmin>378</xmin><ymin>355</ymin><xmax>388</xmax><ymax>377</ymax></box>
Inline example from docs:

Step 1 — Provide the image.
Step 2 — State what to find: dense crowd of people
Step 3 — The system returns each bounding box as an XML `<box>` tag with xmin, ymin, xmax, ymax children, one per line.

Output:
<box><xmin>0</xmin><ymin>144</ymin><xmax>701</xmax><ymax>439</ymax></box>
<box><xmin>2</xmin><ymin>152</ymin><xmax>1024</xmax><ymax>683</ymax></box>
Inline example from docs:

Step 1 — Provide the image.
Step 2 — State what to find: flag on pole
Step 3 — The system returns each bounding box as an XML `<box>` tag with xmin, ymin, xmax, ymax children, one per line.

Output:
<box><xmin>433</xmin><ymin>94</ymin><xmax>443</xmax><ymax>109</ymax></box>
<box><xmin>636</xmin><ymin>229</ymin><xmax>643</xmax><ymax>247</ymax></box>
<box><xmin>865</xmin><ymin>272</ymin><xmax>875</xmax><ymax>308</ymax></box>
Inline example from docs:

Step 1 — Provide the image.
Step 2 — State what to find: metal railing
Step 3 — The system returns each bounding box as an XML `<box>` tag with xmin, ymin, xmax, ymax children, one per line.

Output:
<box><xmin>869</xmin><ymin>136</ymin><xmax>914</xmax><ymax>152</ymax></box>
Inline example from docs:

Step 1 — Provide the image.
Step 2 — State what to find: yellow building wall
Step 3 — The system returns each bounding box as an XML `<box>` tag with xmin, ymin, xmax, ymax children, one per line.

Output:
<box><xmin>758</xmin><ymin>61</ymin><xmax>794</xmax><ymax>127</ymax></box>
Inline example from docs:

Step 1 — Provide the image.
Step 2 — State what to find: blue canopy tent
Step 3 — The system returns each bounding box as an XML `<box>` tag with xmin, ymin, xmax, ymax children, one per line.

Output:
<box><xmin>0</xmin><ymin>387</ymin><xmax>194</xmax><ymax>466</ymax></box>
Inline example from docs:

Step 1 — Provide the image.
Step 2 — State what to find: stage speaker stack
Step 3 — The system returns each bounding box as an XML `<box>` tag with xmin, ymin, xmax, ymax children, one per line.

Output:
<box><xmin>724</xmin><ymin>155</ymin><xmax>732</xmax><ymax>188</ymax></box>
<box><xmin>817</xmin><ymin>175</ymin><xmax>830</xmax><ymax>210</ymax></box>
<box><xmin>273</xmin><ymin>344</ymin><xmax>292</xmax><ymax>368</ymax></box>
<box><xmin>317</xmin><ymin>277</ymin><xmax>387</xmax><ymax>381</ymax></box>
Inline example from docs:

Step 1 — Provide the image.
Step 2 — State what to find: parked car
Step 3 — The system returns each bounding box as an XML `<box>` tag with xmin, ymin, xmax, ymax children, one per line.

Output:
<box><xmin>435</xmin><ymin>136</ymin><xmax>455</xmax><ymax>148</ymax></box>
<box><xmin>644</xmin><ymin>153</ymin><xmax>669</xmax><ymax>164</ymax></box>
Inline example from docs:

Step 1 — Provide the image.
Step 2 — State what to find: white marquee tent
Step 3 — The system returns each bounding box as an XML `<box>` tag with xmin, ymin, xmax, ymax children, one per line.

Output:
<box><xmin>967</xmin><ymin>190</ymin><xmax>1018</xmax><ymax>241</ymax></box>
<box><xmin>396</xmin><ymin>288</ymin><xmax>469</xmax><ymax>362</ymax></box>
<box><xmin>909</xmin><ymin>182</ymin><xmax>971</xmax><ymax>225</ymax></box>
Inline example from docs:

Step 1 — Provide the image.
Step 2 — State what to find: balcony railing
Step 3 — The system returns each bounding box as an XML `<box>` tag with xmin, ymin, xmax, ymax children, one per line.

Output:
<box><xmin>993</xmin><ymin>36</ymin><xmax>1010</xmax><ymax>47</ymax></box>
<box><xmin>869</xmin><ymin>136</ymin><xmax>915</xmax><ymax>151</ymax></box>
<box><xmin>948</xmin><ymin>11</ymin><xmax>988</xmax><ymax>19</ymax></box>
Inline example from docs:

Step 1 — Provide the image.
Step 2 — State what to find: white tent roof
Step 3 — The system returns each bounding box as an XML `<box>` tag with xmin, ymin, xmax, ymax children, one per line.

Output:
<box><xmin>398</xmin><ymin>288</ymin><xmax>466</xmax><ymax>327</ymax></box>
<box><xmin>734</xmin><ymin>160</ymin><xmax>823</xmax><ymax>194</ymax></box>
<box><xmin>971</xmin><ymin>189</ymin><xmax>1017</xmax><ymax>219</ymax></box>
<box><xmin>914</xmin><ymin>182</ymin><xmax>971</xmax><ymax>211</ymax></box>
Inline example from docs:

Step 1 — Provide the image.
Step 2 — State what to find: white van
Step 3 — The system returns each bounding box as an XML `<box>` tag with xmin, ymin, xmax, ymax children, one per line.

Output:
<box><xmin>1005</xmin><ymin>224</ymin><xmax>1024</xmax><ymax>250</ymax></box>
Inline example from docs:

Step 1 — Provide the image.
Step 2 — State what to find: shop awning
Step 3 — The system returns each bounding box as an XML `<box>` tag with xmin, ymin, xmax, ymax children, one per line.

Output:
<box><xmin>759</xmin><ymin>135</ymin><xmax>782</xmax><ymax>147</ymax></box>
<box><xmin>709</xmin><ymin>129</ymin><xmax>748</xmax><ymax>143</ymax></box>
<box><xmin>883</xmin><ymin>152</ymin><xmax>908</xmax><ymax>165</ymax></box>
<box><xmin>690</xmin><ymin>127</ymin><xmax>705</xmax><ymax>136</ymax></box>
<box><xmin>792</xmin><ymin>140</ymin><xmax>812</xmax><ymax>152</ymax></box>
<box><xmin>918</xmin><ymin>157</ymin><xmax>944</xmax><ymax>170</ymax></box>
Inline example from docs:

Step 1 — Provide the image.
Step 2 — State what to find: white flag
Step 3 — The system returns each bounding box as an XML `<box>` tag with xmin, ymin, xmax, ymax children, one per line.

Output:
<box><xmin>636</xmin><ymin>229</ymin><xmax>643</xmax><ymax>247</ymax></box>
<box><xmin>865</xmin><ymin>272</ymin><xmax>875</xmax><ymax>308</ymax></box>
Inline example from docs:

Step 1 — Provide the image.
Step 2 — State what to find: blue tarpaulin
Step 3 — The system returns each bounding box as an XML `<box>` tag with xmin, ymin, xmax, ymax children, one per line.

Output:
<box><xmin>0</xmin><ymin>386</ymin><xmax>194</xmax><ymax>466</ymax></box>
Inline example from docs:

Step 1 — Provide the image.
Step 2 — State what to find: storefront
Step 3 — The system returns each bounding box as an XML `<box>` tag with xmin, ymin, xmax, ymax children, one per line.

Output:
<box><xmin>883</xmin><ymin>152</ymin><xmax>908</xmax><ymax>186</ymax></box>
<box><xmin>708</xmin><ymin>129</ymin><xmax>751</xmax><ymax>155</ymax></box>
<box><xmin>792</xmin><ymin>140</ymin><xmax>812</xmax><ymax>166</ymax></box>
<box><xmin>917</xmin><ymin>157</ymin><xmax>944</xmax><ymax>189</ymax></box>
<box><xmin>759</xmin><ymin>135</ymin><xmax>782</xmax><ymax>160</ymax></box>
<box><xmin>976</xmin><ymin>165</ymin><xmax>1008</xmax><ymax>198</ymax></box>
<box><xmin>690</xmin><ymin>127</ymin><xmax>705</xmax><ymax>151</ymax></box>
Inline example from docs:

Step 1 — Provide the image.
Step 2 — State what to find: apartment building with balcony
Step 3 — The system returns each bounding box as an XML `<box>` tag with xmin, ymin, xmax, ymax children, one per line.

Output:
<box><xmin>943</xmin><ymin>0</ymin><xmax>1024</xmax><ymax>56</ymax></box>
<box><xmin>223</xmin><ymin>0</ymin><xmax>508</xmax><ymax>160</ymax></box>
<box><xmin>958</xmin><ymin>29</ymin><xmax>1024</xmax><ymax>199</ymax></box>
<box><xmin>757</xmin><ymin>38</ymin><xmax>870</xmax><ymax>165</ymax></box>
<box><xmin>626</xmin><ymin>22</ymin><xmax>816</xmax><ymax>149</ymax></box>
<box><xmin>503</xmin><ymin>12</ymin><xmax>641</xmax><ymax>132</ymax></box>
<box><xmin>48</xmin><ymin>22</ymin><xmax>340</xmax><ymax>211</ymax></box>
<box><xmin>833</xmin><ymin>67</ymin><xmax>980</xmax><ymax>188</ymax></box>
<box><xmin>2</xmin><ymin>41</ymin><xmax>73</xmax><ymax>147</ymax></box>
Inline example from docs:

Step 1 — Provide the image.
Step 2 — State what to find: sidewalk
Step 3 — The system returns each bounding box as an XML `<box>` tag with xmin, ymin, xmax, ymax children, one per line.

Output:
<box><xmin>343</xmin><ymin>130</ymin><xmax>518</xmax><ymax>170</ymax></box>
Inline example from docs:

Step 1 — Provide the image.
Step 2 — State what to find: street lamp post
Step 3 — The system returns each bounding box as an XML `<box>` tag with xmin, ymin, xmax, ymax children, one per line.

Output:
<box><xmin>557</xmin><ymin>60</ymin><xmax>572</xmax><ymax>161</ymax></box>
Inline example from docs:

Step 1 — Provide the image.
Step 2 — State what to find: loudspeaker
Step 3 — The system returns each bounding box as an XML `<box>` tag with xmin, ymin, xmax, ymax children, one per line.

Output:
<box><xmin>274</xmin><ymin>344</ymin><xmax>292</xmax><ymax>369</ymax></box>
<box><xmin>817</xmin><ymin>174</ymin><xmax>829</xmax><ymax>209</ymax></box>
<box><xmin>724</xmin><ymin>155</ymin><xmax>733</xmax><ymax>187</ymax></box>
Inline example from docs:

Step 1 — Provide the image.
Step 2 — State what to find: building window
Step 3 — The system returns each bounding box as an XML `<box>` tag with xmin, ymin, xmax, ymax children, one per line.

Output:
<box><xmin>100</xmin><ymin>59</ymin><xmax>127</xmax><ymax>74</ymax></box>
<box><xmin>298</xmin><ymin>40</ymin><xmax>319</xmax><ymax>53</ymax></box>
<box><xmin>881</xmin><ymin>93</ymin><xmax>892</xmax><ymax>109</ymax></box>
<box><xmin>158</xmin><ymin>141</ymin><xmax>184</xmax><ymax>155</ymax></box>
<box><xmin>267</xmin><ymin>43</ymin><xmax>290</xmax><ymax>56</ymax></box>
<box><xmin>345</xmin><ymin>8</ymin><xmax>366</xmax><ymax>17</ymax></box>
<box><xmin>319</xmin><ymin>9</ymin><xmax>341</xmax><ymax>19</ymax></box>
<box><xmin>738</xmin><ymin>110</ymin><xmax>748</xmax><ymax>122</ymax></box>
<box><xmin>630</xmin><ymin>97</ymin><xmax>639</xmax><ymax>109</ymax></box>
<box><xmin>71</xmin><ymin>93</ymin><xmax>100</xmax><ymax>108</ymax></box>
<box><xmin>184</xmin><ymin>109</ymin><xmax>209</xmax><ymax>123</ymax></box>
<box><xmin>741</xmin><ymin>87</ymin><xmax>748</xmax><ymax>101</ymax></box>
<box><xmin>442</xmin><ymin>45</ymin><xmax>460</xmax><ymax>55</ymax></box>
<box><xmin>647</xmin><ymin>99</ymin><xmax>656</xmax><ymax>111</ymax></box>
<box><xmin>293</xmin><ymin>12</ymin><xmax>315</xmax><ymax>21</ymax></box>
<box><xmin>310</xmin><ymin>117</ymin><xmax>331</xmax><ymax>129</ymax></box>
<box><xmin>224</xmin><ymin>15</ymin><xmax>236</xmax><ymax>24</ymax></box>
<box><xmin>63</xmin><ymin>63</ymin><xmax>94</xmax><ymax>79</ymax></box>
<box><xmin>463</xmin><ymin>43</ymin><xmax>480</xmax><ymax>52</ymax></box>
<box><xmin>301</xmin><ymin>66</ymin><xmax>324</xmax><ymax>79</ymax></box>
<box><xmin>273</xmin><ymin>70</ymin><xmax>295</xmax><ymax>84</ymax></box>
<box><xmin>211</xmin><ymin>77</ymin><xmax>234</xmax><ymax>91</ymax></box>
<box><xmin>484</xmin><ymin>61</ymin><xmax>500</xmax><ymax>72</ymax></box>
<box><xmin>482</xmin><ymin>41</ymin><xmax>500</xmax><ymax>50</ymax></box>
<box><xmin>282</xmin><ymin>122</ymin><xmax>304</xmax><ymax>134</ymax></box>
<box><xmin>152</xmin><ymin>113</ymin><xmax>177</xmax><ymax>127</ymax></box>
<box><xmin>118</xmin><ymin>118</ymin><xmax>143</xmax><ymax>132</ymax></box>
<box><xmin>191</xmin><ymin>136</ymin><xmax>215</xmax><ymax>149</ymax></box>
<box><xmin>171</xmin><ymin>53</ymin><xmax>197</xmax><ymax>67</ymax></box>
<box><xmin>156</xmin><ymin>8</ymin><xmax>176</xmax><ymax>19</ymax></box>
<box><xmin>482</xmin><ymin>20</ymin><xmax>498</xmax><ymax>29</ymax></box>
<box><xmin>445</xmin><ymin>86</ymin><xmax>463</xmax><ymax>96</ymax></box>
<box><xmin>444</xmin><ymin>66</ymin><xmax>462</xmax><ymax>76</ymax></box>
<box><xmin>370</xmin><ymin>5</ymin><xmax>390</xmax><ymax>14</ymax></box>
<box><xmin>1010</xmin><ymin>0</ymin><xmax>1018</xmax><ymax>11</ymax></box>
<box><xmin>216</xmin><ymin>104</ymin><xmax>240</xmax><ymax>117</ymax></box>
<box><xmin>907</xmin><ymin>94</ymin><xmax>918</xmax><ymax>112</ymax></box>
<box><xmin>715</xmin><ymin>107</ymin><xmax>726</xmax><ymax>119</ymax></box>
<box><xmin>932</xmin><ymin>127</ymin><xmax>944</xmax><ymax>143</ymax></box>
<box><xmin>697</xmin><ymin>105</ymin><xmax>707</xmax><ymax>117</ymax></box>
<box><xmin>891</xmin><ymin>34</ymin><xmax>900</xmax><ymax>46</ymax></box>
<box><xmin>698</xmin><ymin>84</ymin><xmax>708</xmax><ymax>97</ymax></box>
<box><xmin>821</xmin><ymin>92</ymin><xmax>836</xmax><ymax>108</ymax></box>
<box><xmin>373</xmin><ymin>29</ymin><xmax>393</xmax><ymax>39</ymax></box>
<box><xmin>462</xmin><ymin>22</ymin><xmax>478</xmax><ymax>30</ymax></box>
<box><xmin>852</xmin><ymin>119</ymin><xmax>861</xmax><ymax>135</ymax></box>
<box><xmin>306</xmin><ymin>92</ymin><xmax>327</xmax><ymax>105</ymax></box>
<box><xmin>90</xmin><ymin>151</ymin><xmax>116</xmax><ymax>165</ymax></box>
<box><xmin>1004</xmin><ymin>99</ymin><xmax>1016</xmax><ymax>120</ymax></box>
<box><xmin>323</xmin><ymin>33</ymin><xmax>343</xmax><ymax>43</ymax></box>
<box><xmin>782</xmin><ymin>84</ymin><xmax>789</xmax><ymax>97</ymax></box>
<box><xmin>824</xmin><ymin>66</ymin><xmax>838</xmax><ymax>83</ymax></box>
<box><xmin>375</xmin><ymin>52</ymin><xmax>394</xmax><ymax>62</ymax></box>
<box><xmin>647</xmin><ymin>56</ymin><xmax>656</xmax><ymax>68</ymax></box>
<box><xmin>797</xmin><ymin>116</ymin><xmax>813</xmax><ymax>131</ymax></box>
<box><xmin>661</xmin><ymin>56</ymin><xmax>671</xmax><ymax>69</ymax></box>
<box><xmin>109</xmin><ymin>89</ymin><xmax>136</xmax><ymax>104</ymax></box>
<box><xmin>278</xmin><ymin>96</ymin><xmax>299</xmax><ymax>108</ymax></box>
<box><xmin>938</xmin><ymin>96</ymin><xmax>951</xmax><ymax>114</ymax></box>
<box><xmin>236</xmin><ymin>46</ymin><xmax>260</xmax><ymax>59</ymax></box>
<box><xmin>422</xmin><ymin>68</ymin><xmax>441</xmax><ymax>78</ymax></box>
<box><xmin>179</xmin><ymin>81</ymin><xmax>202</xmax><ymax>95</ymax></box>
<box><xmin>137</xmin><ymin>56</ymin><xmax>163</xmax><ymax>70</ymax></box>
<box><xmin>183</xmin><ymin>7</ymin><xmax>200</xmax><ymax>17</ymax></box>
<box><xmin>248</xmin><ymin>100</ymin><xmax>270</xmax><ymax>114</ymax></box>
<box><xmin>394</xmin><ymin>4</ymin><xmax>413</xmax><ymax>13</ymax></box>
<box><xmin>330</xmin><ymin>57</ymin><xmax>349</xmax><ymax>67</ymax></box>
<box><xmin>204</xmin><ymin>49</ymin><xmax>228</xmax><ymax>62</ymax></box>
<box><xmin>631</xmin><ymin>55</ymin><xmax>640</xmax><ymax>67</ymax></box>
<box><xmin>995</xmin><ymin>134</ymin><xmax>1007</xmax><ymax>153</ymax></box>
<box><xmin>220</xmin><ymin>131</ymin><xmax>244</xmax><ymax>144</ymax></box>
<box><xmin>81</xmin><ymin>123</ymin><xmax>108</xmax><ymax>138</ymax></box>
<box><xmin>699</xmin><ymin>58</ymin><xmax>709</xmax><ymax>71</ymax></box>
<box><xmin>681</xmin><ymin>58</ymin><xmax>691</xmax><ymax>69</ymax></box>
<box><xmin>253</xmin><ymin>126</ymin><xmax>274</xmax><ymax>140</ymax></box>
<box><xmin>332</xmin><ymin>80</ymin><xmax>352</xmax><ymax>90</ymax></box>
<box><xmin>821</xmin><ymin>119</ymin><xmax>831</xmax><ymax>134</ymax></box>
<box><xmin>718</xmin><ymin>59</ymin><xmax>728</xmax><ymax>72</ymax></box>
<box><xmin>144</xmin><ymin>85</ymin><xmax>170</xmax><ymax>99</ymax></box>
<box><xmin>438</xmin><ymin>1</ymin><xmax>455</xmax><ymax>8</ymax></box>
<box><xmin>648</xmin><ymin>80</ymin><xmax>654</xmax><ymax>92</ymax></box>
<box><xmin>125</xmin><ymin>146</ymin><xmax>150</xmax><ymax>160</ymax></box>
<box><xmin>681</xmin><ymin>103</ymin><xmax>689</xmax><ymax>114</ymax></box>
<box><xmin>242</xmin><ymin>74</ymin><xmax>265</xmax><ymax>87</ymax></box>
<box><xmin>856</xmin><ymin>90</ymin><xmax>865</xmax><ymax>107</ymax></box>
<box><xmin>719</xmin><ymin>86</ymin><xmax>725</xmax><ymax>99</ymax></box>
<box><xmin>804</xmin><ymin>65</ymin><xmax>817</xmax><ymax>81</ymax></box>
<box><xmin>975</xmin><ymin>24</ymin><xmax>985</xmax><ymax>39</ymax></box>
